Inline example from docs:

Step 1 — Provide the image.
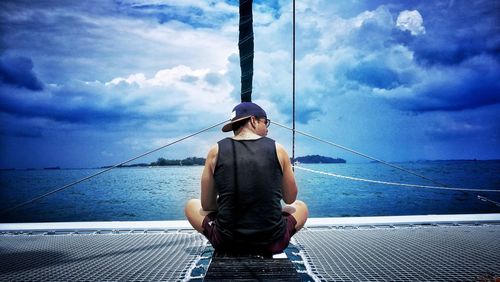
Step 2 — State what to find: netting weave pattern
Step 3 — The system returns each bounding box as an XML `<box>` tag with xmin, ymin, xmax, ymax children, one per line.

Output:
<box><xmin>2</xmin><ymin>225</ymin><xmax>499</xmax><ymax>281</ymax></box>
<box><xmin>293</xmin><ymin>224</ymin><xmax>500</xmax><ymax>281</ymax></box>
<box><xmin>0</xmin><ymin>232</ymin><xmax>205</xmax><ymax>281</ymax></box>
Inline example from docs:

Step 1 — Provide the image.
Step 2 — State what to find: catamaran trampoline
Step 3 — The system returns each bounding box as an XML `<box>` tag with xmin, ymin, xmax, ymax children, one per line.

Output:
<box><xmin>1</xmin><ymin>214</ymin><xmax>499</xmax><ymax>281</ymax></box>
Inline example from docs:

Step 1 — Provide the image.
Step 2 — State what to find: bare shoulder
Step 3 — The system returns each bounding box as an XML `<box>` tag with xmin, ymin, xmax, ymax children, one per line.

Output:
<box><xmin>206</xmin><ymin>143</ymin><xmax>219</xmax><ymax>173</ymax></box>
<box><xmin>275</xmin><ymin>142</ymin><xmax>291</xmax><ymax>171</ymax></box>
<box><xmin>208</xmin><ymin>143</ymin><xmax>219</xmax><ymax>156</ymax></box>
<box><xmin>275</xmin><ymin>142</ymin><xmax>289</xmax><ymax>157</ymax></box>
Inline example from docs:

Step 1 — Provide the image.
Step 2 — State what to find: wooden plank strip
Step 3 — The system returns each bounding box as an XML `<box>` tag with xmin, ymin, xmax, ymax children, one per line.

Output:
<box><xmin>204</xmin><ymin>257</ymin><xmax>301</xmax><ymax>281</ymax></box>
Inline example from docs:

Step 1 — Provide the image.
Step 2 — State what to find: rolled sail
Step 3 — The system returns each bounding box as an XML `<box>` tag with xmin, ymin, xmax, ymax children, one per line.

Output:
<box><xmin>239</xmin><ymin>0</ymin><xmax>254</xmax><ymax>102</ymax></box>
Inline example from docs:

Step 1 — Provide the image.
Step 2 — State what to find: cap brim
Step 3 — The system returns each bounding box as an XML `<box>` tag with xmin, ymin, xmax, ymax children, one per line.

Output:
<box><xmin>221</xmin><ymin>116</ymin><xmax>252</xmax><ymax>132</ymax></box>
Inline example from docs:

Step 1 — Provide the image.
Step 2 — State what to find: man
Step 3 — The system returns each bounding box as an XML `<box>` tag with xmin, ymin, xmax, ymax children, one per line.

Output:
<box><xmin>185</xmin><ymin>102</ymin><xmax>308</xmax><ymax>255</ymax></box>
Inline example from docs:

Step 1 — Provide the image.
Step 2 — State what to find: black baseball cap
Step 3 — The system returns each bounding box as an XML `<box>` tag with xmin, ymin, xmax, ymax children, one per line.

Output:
<box><xmin>222</xmin><ymin>102</ymin><xmax>267</xmax><ymax>132</ymax></box>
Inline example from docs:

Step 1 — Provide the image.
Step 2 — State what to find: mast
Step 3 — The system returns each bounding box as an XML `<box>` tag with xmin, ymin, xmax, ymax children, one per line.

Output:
<box><xmin>239</xmin><ymin>0</ymin><xmax>254</xmax><ymax>102</ymax></box>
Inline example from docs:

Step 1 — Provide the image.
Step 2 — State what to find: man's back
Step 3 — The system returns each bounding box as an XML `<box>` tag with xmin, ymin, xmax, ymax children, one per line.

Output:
<box><xmin>214</xmin><ymin>137</ymin><xmax>285</xmax><ymax>247</ymax></box>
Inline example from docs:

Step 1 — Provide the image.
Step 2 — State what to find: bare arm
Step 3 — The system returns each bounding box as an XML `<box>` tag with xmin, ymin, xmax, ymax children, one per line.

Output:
<box><xmin>276</xmin><ymin>143</ymin><xmax>298</xmax><ymax>204</ymax></box>
<box><xmin>200</xmin><ymin>144</ymin><xmax>218</xmax><ymax>211</ymax></box>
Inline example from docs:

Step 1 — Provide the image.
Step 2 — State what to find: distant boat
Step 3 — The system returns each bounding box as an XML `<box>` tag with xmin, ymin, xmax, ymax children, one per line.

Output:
<box><xmin>43</xmin><ymin>166</ymin><xmax>61</xmax><ymax>170</ymax></box>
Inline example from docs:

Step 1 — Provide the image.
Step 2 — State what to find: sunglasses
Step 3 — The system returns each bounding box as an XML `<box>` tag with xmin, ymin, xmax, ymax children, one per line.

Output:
<box><xmin>257</xmin><ymin>117</ymin><xmax>271</xmax><ymax>128</ymax></box>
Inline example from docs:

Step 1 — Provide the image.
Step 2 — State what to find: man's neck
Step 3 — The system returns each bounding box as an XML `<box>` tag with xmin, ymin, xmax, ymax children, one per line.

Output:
<box><xmin>232</xmin><ymin>129</ymin><xmax>262</xmax><ymax>140</ymax></box>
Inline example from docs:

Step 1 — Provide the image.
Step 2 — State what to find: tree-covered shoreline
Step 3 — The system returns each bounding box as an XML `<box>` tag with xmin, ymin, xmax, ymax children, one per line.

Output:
<box><xmin>101</xmin><ymin>157</ymin><xmax>206</xmax><ymax>168</ymax></box>
<box><xmin>293</xmin><ymin>155</ymin><xmax>346</xmax><ymax>164</ymax></box>
<box><xmin>101</xmin><ymin>155</ymin><xmax>346</xmax><ymax>168</ymax></box>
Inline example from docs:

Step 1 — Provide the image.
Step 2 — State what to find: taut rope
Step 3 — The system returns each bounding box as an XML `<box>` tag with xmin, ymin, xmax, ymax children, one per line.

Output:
<box><xmin>272</xmin><ymin>120</ymin><xmax>499</xmax><ymax>206</ymax></box>
<box><xmin>272</xmin><ymin>120</ymin><xmax>450</xmax><ymax>188</ymax></box>
<box><xmin>293</xmin><ymin>166</ymin><xmax>500</xmax><ymax>193</ymax></box>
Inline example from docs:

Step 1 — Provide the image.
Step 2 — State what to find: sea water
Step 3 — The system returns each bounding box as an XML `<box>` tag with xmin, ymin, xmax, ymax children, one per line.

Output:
<box><xmin>0</xmin><ymin>160</ymin><xmax>499</xmax><ymax>223</ymax></box>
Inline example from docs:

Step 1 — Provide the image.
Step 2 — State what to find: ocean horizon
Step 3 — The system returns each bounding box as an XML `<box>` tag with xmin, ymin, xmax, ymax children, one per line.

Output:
<box><xmin>1</xmin><ymin>160</ymin><xmax>499</xmax><ymax>223</ymax></box>
<box><xmin>2</xmin><ymin>158</ymin><xmax>500</xmax><ymax>171</ymax></box>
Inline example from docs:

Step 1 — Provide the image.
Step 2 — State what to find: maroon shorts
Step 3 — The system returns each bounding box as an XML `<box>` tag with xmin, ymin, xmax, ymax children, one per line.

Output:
<box><xmin>202</xmin><ymin>212</ymin><xmax>297</xmax><ymax>254</ymax></box>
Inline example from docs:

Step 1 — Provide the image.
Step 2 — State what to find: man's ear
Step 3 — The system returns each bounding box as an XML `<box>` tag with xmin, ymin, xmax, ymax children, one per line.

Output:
<box><xmin>250</xmin><ymin>116</ymin><xmax>257</xmax><ymax>129</ymax></box>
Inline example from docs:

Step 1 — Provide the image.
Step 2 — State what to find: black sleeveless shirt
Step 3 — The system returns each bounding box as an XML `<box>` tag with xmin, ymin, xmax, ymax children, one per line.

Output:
<box><xmin>214</xmin><ymin>137</ymin><xmax>285</xmax><ymax>247</ymax></box>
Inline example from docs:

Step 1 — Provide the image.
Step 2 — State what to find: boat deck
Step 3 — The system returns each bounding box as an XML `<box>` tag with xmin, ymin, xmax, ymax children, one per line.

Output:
<box><xmin>1</xmin><ymin>214</ymin><xmax>499</xmax><ymax>281</ymax></box>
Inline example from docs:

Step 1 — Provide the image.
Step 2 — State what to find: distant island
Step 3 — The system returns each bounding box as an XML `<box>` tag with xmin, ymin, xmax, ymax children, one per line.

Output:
<box><xmin>101</xmin><ymin>157</ymin><xmax>206</xmax><ymax>168</ymax></box>
<box><xmin>293</xmin><ymin>155</ymin><xmax>346</xmax><ymax>164</ymax></box>
<box><xmin>101</xmin><ymin>155</ymin><xmax>346</xmax><ymax>168</ymax></box>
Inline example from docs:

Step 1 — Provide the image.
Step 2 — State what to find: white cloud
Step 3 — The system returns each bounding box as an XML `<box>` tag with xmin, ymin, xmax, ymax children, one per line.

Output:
<box><xmin>107</xmin><ymin>73</ymin><xmax>147</xmax><ymax>86</ymax></box>
<box><xmin>396</xmin><ymin>10</ymin><xmax>425</xmax><ymax>36</ymax></box>
<box><xmin>104</xmin><ymin>64</ymin><xmax>236</xmax><ymax>122</ymax></box>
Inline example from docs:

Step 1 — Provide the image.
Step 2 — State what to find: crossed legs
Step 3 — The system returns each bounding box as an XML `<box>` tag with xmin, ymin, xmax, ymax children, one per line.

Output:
<box><xmin>184</xmin><ymin>199</ymin><xmax>308</xmax><ymax>233</ymax></box>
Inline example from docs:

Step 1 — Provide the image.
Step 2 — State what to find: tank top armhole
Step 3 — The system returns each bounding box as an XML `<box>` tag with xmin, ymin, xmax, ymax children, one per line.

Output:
<box><xmin>214</xmin><ymin>138</ymin><xmax>229</xmax><ymax>174</ymax></box>
<box><xmin>273</xmin><ymin>141</ymin><xmax>284</xmax><ymax>175</ymax></box>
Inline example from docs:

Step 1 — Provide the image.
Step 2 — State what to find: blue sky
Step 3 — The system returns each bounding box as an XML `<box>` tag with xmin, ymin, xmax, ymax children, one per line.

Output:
<box><xmin>0</xmin><ymin>0</ymin><xmax>499</xmax><ymax>169</ymax></box>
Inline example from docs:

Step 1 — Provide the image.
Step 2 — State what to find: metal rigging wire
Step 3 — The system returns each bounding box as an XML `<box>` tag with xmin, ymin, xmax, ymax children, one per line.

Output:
<box><xmin>272</xmin><ymin>120</ymin><xmax>451</xmax><ymax>188</ymax></box>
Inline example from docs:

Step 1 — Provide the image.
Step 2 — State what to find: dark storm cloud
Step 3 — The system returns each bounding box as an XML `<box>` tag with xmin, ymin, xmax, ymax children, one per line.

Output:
<box><xmin>296</xmin><ymin>106</ymin><xmax>322</xmax><ymax>124</ymax></box>
<box><xmin>346</xmin><ymin>63</ymin><xmax>401</xmax><ymax>89</ymax></box>
<box><xmin>0</xmin><ymin>0</ymin><xmax>126</xmax><ymax>83</ymax></box>
<box><xmin>127</xmin><ymin>4</ymin><xmax>218</xmax><ymax>27</ymax></box>
<box><xmin>401</xmin><ymin>60</ymin><xmax>500</xmax><ymax>112</ymax></box>
<box><xmin>0</xmin><ymin>115</ymin><xmax>43</xmax><ymax>138</ymax></box>
<box><xmin>117</xmin><ymin>1</ymin><xmax>237</xmax><ymax>28</ymax></box>
<box><xmin>0</xmin><ymin>87</ymin><xmax>135</xmax><ymax>125</ymax></box>
<box><xmin>408</xmin><ymin>0</ymin><xmax>499</xmax><ymax>66</ymax></box>
<box><xmin>0</xmin><ymin>56</ymin><xmax>44</xmax><ymax>91</ymax></box>
<box><xmin>0</xmin><ymin>79</ymin><xmax>180</xmax><ymax>136</ymax></box>
<box><xmin>333</xmin><ymin>0</ymin><xmax>500</xmax><ymax>113</ymax></box>
<box><xmin>397</xmin><ymin>0</ymin><xmax>500</xmax><ymax>112</ymax></box>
